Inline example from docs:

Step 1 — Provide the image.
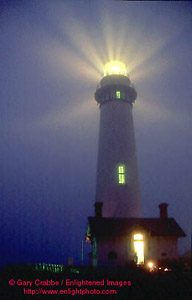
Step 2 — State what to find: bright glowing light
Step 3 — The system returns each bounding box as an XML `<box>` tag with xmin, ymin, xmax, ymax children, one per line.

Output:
<box><xmin>148</xmin><ymin>262</ymin><xmax>154</xmax><ymax>268</ymax></box>
<box><xmin>118</xmin><ymin>164</ymin><xmax>125</xmax><ymax>184</ymax></box>
<box><xmin>104</xmin><ymin>61</ymin><xmax>127</xmax><ymax>76</ymax></box>
<box><xmin>164</xmin><ymin>268</ymin><xmax>168</xmax><ymax>272</ymax></box>
<box><xmin>134</xmin><ymin>241</ymin><xmax>144</xmax><ymax>264</ymax></box>
<box><xmin>134</xmin><ymin>234</ymin><xmax>143</xmax><ymax>240</ymax></box>
<box><xmin>116</xmin><ymin>91</ymin><xmax>121</xmax><ymax>99</ymax></box>
<box><xmin>133</xmin><ymin>234</ymin><xmax>144</xmax><ymax>264</ymax></box>
<box><xmin>44</xmin><ymin>4</ymin><xmax>184</xmax><ymax>87</ymax></box>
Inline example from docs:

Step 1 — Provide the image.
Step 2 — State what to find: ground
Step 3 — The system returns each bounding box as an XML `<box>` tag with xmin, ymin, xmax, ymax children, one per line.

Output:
<box><xmin>0</xmin><ymin>264</ymin><xmax>191</xmax><ymax>299</ymax></box>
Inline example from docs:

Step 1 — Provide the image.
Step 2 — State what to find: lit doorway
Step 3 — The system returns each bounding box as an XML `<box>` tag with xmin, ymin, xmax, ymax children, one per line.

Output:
<box><xmin>133</xmin><ymin>234</ymin><xmax>144</xmax><ymax>264</ymax></box>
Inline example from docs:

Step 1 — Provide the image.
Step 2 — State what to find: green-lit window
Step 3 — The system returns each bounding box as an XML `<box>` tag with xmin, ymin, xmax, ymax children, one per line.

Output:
<box><xmin>116</xmin><ymin>91</ymin><xmax>121</xmax><ymax>99</ymax></box>
<box><xmin>118</xmin><ymin>164</ymin><xmax>125</xmax><ymax>184</ymax></box>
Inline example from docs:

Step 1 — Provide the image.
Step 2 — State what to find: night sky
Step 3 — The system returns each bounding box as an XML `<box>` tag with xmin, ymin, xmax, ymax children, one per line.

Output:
<box><xmin>1</xmin><ymin>0</ymin><xmax>192</xmax><ymax>269</ymax></box>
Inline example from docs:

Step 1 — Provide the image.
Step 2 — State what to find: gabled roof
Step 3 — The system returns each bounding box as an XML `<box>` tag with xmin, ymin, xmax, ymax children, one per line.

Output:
<box><xmin>87</xmin><ymin>217</ymin><xmax>186</xmax><ymax>238</ymax></box>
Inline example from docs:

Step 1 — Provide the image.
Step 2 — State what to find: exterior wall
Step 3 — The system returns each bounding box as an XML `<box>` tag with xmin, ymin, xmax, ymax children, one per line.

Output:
<box><xmin>97</xmin><ymin>235</ymin><xmax>144</xmax><ymax>266</ymax></box>
<box><xmin>95</xmin><ymin>234</ymin><xmax>179</xmax><ymax>266</ymax></box>
<box><xmin>145</xmin><ymin>236</ymin><xmax>178</xmax><ymax>262</ymax></box>
<box><xmin>97</xmin><ymin>236</ymin><xmax>130</xmax><ymax>266</ymax></box>
<box><xmin>95</xmin><ymin>100</ymin><xmax>141</xmax><ymax>218</ymax></box>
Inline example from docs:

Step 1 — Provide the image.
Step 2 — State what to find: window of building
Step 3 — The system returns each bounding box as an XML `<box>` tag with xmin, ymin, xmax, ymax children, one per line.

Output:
<box><xmin>118</xmin><ymin>164</ymin><xmax>125</xmax><ymax>184</ymax></box>
<box><xmin>116</xmin><ymin>91</ymin><xmax>121</xmax><ymax>99</ymax></box>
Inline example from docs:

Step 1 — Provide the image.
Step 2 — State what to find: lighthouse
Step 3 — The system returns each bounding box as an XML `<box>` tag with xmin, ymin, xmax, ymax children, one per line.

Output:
<box><xmin>86</xmin><ymin>61</ymin><xmax>185</xmax><ymax>267</ymax></box>
<box><xmin>94</xmin><ymin>61</ymin><xmax>142</xmax><ymax>218</ymax></box>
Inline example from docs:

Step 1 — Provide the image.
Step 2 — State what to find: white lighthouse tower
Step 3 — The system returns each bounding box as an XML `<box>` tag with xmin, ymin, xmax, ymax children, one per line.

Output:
<box><xmin>94</xmin><ymin>61</ymin><xmax>142</xmax><ymax>218</ymax></box>
<box><xmin>86</xmin><ymin>61</ymin><xmax>185</xmax><ymax>267</ymax></box>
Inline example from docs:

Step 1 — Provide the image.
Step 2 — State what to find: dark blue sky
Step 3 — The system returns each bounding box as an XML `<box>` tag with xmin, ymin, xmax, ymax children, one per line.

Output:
<box><xmin>1</xmin><ymin>0</ymin><xmax>192</xmax><ymax>268</ymax></box>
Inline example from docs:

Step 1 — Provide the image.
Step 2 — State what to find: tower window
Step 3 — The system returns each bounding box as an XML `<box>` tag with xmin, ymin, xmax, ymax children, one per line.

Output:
<box><xmin>116</xmin><ymin>91</ymin><xmax>121</xmax><ymax>99</ymax></box>
<box><xmin>118</xmin><ymin>164</ymin><xmax>125</xmax><ymax>184</ymax></box>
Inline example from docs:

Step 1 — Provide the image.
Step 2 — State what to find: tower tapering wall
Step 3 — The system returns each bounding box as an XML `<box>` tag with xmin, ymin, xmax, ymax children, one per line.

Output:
<box><xmin>95</xmin><ymin>74</ymin><xmax>142</xmax><ymax>218</ymax></box>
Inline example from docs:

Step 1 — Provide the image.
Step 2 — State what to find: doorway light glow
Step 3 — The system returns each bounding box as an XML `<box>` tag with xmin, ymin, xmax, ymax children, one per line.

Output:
<box><xmin>134</xmin><ymin>234</ymin><xmax>143</xmax><ymax>240</ymax></box>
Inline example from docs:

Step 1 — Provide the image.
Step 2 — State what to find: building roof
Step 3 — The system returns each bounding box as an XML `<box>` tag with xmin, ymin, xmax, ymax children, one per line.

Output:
<box><xmin>87</xmin><ymin>217</ymin><xmax>186</xmax><ymax>238</ymax></box>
